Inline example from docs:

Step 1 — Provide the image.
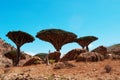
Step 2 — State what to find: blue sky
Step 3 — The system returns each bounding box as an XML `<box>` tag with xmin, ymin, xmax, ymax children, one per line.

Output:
<box><xmin>0</xmin><ymin>0</ymin><xmax>120</xmax><ymax>55</ymax></box>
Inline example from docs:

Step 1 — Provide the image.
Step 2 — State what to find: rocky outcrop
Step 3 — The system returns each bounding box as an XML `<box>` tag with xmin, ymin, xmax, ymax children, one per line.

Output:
<box><xmin>105</xmin><ymin>53</ymin><xmax>120</xmax><ymax>60</ymax></box>
<box><xmin>0</xmin><ymin>39</ymin><xmax>14</xmax><ymax>67</ymax></box>
<box><xmin>0</xmin><ymin>38</ymin><xmax>15</xmax><ymax>67</ymax></box>
<box><xmin>61</xmin><ymin>49</ymin><xmax>86</xmax><ymax>61</ymax></box>
<box><xmin>92</xmin><ymin>46</ymin><xmax>107</xmax><ymax>56</ymax></box>
<box><xmin>0</xmin><ymin>39</ymin><xmax>15</xmax><ymax>55</ymax></box>
<box><xmin>0</xmin><ymin>38</ymin><xmax>32</xmax><ymax>67</ymax></box>
<box><xmin>112</xmin><ymin>54</ymin><xmax>120</xmax><ymax>59</ymax></box>
<box><xmin>105</xmin><ymin>44</ymin><xmax>120</xmax><ymax>59</ymax></box>
<box><xmin>76</xmin><ymin>52</ymin><xmax>104</xmax><ymax>62</ymax></box>
<box><xmin>107</xmin><ymin>44</ymin><xmax>120</xmax><ymax>55</ymax></box>
<box><xmin>0</xmin><ymin>56</ymin><xmax>12</xmax><ymax>68</ymax></box>
<box><xmin>48</xmin><ymin>51</ymin><xmax>61</xmax><ymax>62</ymax></box>
<box><xmin>23</xmin><ymin>56</ymin><xmax>43</xmax><ymax>66</ymax></box>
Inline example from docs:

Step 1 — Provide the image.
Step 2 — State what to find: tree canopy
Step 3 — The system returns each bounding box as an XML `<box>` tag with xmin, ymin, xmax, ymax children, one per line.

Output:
<box><xmin>36</xmin><ymin>29</ymin><xmax>77</xmax><ymax>51</ymax></box>
<box><xmin>6</xmin><ymin>31</ymin><xmax>35</xmax><ymax>47</ymax></box>
<box><xmin>75</xmin><ymin>36</ymin><xmax>98</xmax><ymax>51</ymax></box>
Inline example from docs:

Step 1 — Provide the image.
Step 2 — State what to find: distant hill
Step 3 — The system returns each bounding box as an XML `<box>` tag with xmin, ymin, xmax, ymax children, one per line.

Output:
<box><xmin>107</xmin><ymin>44</ymin><xmax>120</xmax><ymax>55</ymax></box>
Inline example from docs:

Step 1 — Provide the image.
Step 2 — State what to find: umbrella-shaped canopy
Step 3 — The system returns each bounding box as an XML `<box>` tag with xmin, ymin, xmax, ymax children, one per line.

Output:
<box><xmin>36</xmin><ymin>29</ymin><xmax>77</xmax><ymax>51</ymax></box>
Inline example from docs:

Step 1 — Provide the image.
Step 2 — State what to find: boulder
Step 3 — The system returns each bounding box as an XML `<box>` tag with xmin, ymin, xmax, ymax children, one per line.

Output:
<box><xmin>76</xmin><ymin>52</ymin><xmax>104</xmax><ymax>62</ymax></box>
<box><xmin>23</xmin><ymin>56</ymin><xmax>42</xmax><ymax>66</ymax></box>
<box><xmin>92</xmin><ymin>46</ymin><xmax>107</xmax><ymax>56</ymax></box>
<box><xmin>61</xmin><ymin>49</ymin><xmax>86</xmax><ymax>61</ymax></box>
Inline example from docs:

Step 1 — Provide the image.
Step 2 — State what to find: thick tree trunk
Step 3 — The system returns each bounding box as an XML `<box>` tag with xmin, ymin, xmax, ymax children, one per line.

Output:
<box><xmin>56</xmin><ymin>49</ymin><xmax>60</xmax><ymax>52</ymax></box>
<box><xmin>81</xmin><ymin>46</ymin><xmax>85</xmax><ymax>50</ymax></box>
<box><xmin>14</xmin><ymin>46</ymin><xmax>21</xmax><ymax>66</ymax></box>
<box><xmin>86</xmin><ymin>46</ymin><xmax>89</xmax><ymax>52</ymax></box>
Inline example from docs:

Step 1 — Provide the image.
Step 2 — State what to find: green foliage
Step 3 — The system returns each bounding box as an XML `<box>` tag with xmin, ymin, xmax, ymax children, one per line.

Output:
<box><xmin>33</xmin><ymin>60</ymin><xmax>40</xmax><ymax>64</ymax></box>
<box><xmin>35</xmin><ymin>53</ymin><xmax>47</xmax><ymax>60</ymax></box>
<box><xmin>4</xmin><ymin>50</ymin><xmax>26</xmax><ymax>59</ymax></box>
<box><xmin>49</xmin><ymin>59</ymin><xmax>55</xmax><ymax>64</ymax></box>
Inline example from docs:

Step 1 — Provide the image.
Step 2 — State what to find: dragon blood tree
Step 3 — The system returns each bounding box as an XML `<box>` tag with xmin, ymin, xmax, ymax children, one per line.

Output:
<box><xmin>75</xmin><ymin>36</ymin><xmax>98</xmax><ymax>51</ymax></box>
<box><xmin>36</xmin><ymin>29</ymin><xmax>77</xmax><ymax>52</ymax></box>
<box><xmin>36</xmin><ymin>29</ymin><xmax>77</xmax><ymax>62</ymax></box>
<box><xmin>6</xmin><ymin>31</ymin><xmax>34</xmax><ymax>66</ymax></box>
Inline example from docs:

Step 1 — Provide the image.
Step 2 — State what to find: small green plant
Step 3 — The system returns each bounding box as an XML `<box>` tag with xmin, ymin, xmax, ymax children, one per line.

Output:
<box><xmin>33</xmin><ymin>60</ymin><xmax>40</xmax><ymax>64</ymax></box>
<box><xmin>4</xmin><ymin>50</ymin><xmax>26</xmax><ymax>66</ymax></box>
<box><xmin>49</xmin><ymin>59</ymin><xmax>55</xmax><ymax>64</ymax></box>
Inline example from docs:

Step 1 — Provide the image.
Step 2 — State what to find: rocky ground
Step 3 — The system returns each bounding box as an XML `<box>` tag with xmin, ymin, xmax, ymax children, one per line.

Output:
<box><xmin>0</xmin><ymin>59</ymin><xmax>120</xmax><ymax>80</ymax></box>
<box><xmin>0</xmin><ymin>39</ymin><xmax>120</xmax><ymax>80</ymax></box>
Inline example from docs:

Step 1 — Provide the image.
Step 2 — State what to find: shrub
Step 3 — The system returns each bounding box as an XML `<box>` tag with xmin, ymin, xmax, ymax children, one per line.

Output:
<box><xmin>49</xmin><ymin>59</ymin><xmax>55</xmax><ymax>64</ymax></box>
<box><xmin>4</xmin><ymin>50</ymin><xmax>26</xmax><ymax>66</ymax></box>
